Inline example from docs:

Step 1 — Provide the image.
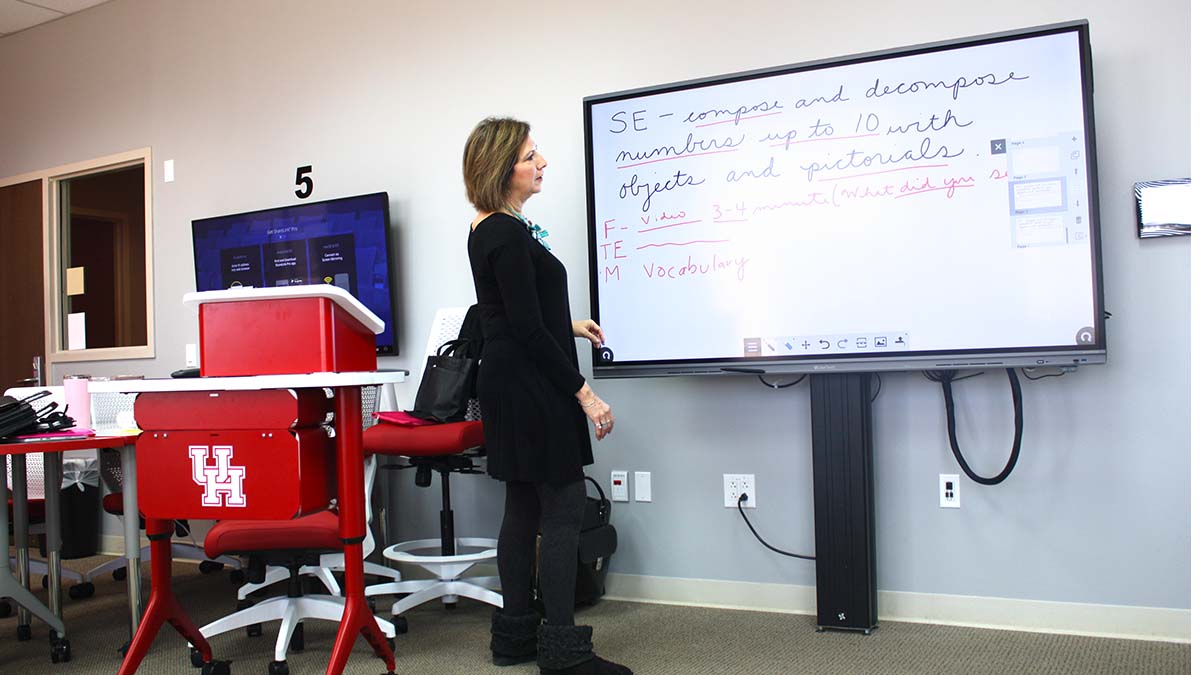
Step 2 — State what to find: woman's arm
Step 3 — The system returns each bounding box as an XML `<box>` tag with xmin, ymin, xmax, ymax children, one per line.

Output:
<box><xmin>575</xmin><ymin>382</ymin><xmax>614</xmax><ymax>440</ymax></box>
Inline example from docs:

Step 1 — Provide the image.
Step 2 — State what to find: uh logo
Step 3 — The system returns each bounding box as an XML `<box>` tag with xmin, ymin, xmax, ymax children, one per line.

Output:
<box><xmin>189</xmin><ymin>445</ymin><xmax>247</xmax><ymax>508</ymax></box>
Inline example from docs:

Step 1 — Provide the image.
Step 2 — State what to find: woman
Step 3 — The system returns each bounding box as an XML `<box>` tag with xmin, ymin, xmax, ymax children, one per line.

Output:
<box><xmin>464</xmin><ymin>117</ymin><xmax>632</xmax><ymax>675</ymax></box>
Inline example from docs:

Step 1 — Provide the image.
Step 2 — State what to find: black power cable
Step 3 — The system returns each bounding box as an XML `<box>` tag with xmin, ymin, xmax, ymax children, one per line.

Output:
<box><xmin>929</xmin><ymin>368</ymin><xmax>1023</xmax><ymax>485</ymax></box>
<box><xmin>736</xmin><ymin>494</ymin><xmax>815</xmax><ymax>561</ymax></box>
<box><xmin>757</xmin><ymin>374</ymin><xmax>806</xmax><ymax>388</ymax></box>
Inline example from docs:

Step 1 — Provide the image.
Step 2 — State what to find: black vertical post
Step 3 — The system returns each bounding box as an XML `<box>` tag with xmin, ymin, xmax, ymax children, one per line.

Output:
<box><xmin>810</xmin><ymin>372</ymin><xmax>878</xmax><ymax>633</ymax></box>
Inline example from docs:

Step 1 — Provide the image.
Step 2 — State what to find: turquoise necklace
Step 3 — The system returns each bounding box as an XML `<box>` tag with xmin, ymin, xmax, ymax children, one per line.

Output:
<box><xmin>507</xmin><ymin>208</ymin><xmax>551</xmax><ymax>251</ymax></box>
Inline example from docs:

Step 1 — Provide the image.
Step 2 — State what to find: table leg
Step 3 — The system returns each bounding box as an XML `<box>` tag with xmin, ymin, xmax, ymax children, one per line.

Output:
<box><xmin>43</xmin><ymin>451</ymin><xmax>64</xmax><ymax>634</ymax></box>
<box><xmin>10</xmin><ymin>454</ymin><xmax>31</xmax><ymax>636</ymax></box>
<box><xmin>43</xmin><ymin>452</ymin><xmax>72</xmax><ymax>662</ymax></box>
<box><xmin>0</xmin><ymin>457</ymin><xmax>65</xmax><ymax>640</ymax></box>
<box><xmin>118</xmin><ymin>518</ymin><xmax>215</xmax><ymax>674</ymax></box>
<box><xmin>120</xmin><ymin>444</ymin><xmax>143</xmax><ymax>642</ymax></box>
<box><xmin>327</xmin><ymin>387</ymin><xmax>395</xmax><ymax>675</ymax></box>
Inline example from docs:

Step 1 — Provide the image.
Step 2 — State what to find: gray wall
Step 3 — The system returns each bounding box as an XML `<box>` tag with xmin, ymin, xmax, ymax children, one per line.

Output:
<box><xmin>0</xmin><ymin>0</ymin><xmax>1189</xmax><ymax>610</ymax></box>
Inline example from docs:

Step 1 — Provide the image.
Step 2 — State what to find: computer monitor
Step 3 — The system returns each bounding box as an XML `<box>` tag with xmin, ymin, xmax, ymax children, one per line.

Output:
<box><xmin>191</xmin><ymin>191</ymin><xmax>398</xmax><ymax>355</ymax></box>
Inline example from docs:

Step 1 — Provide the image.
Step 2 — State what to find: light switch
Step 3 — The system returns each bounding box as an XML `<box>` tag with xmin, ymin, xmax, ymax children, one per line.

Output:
<box><xmin>635</xmin><ymin>471</ymin><xmax>651</xmax><ymax>502</ymax></box>
<box><xmin>164</xmin><ymin>159</ymin><xmax>175</xmax><ymax>183</ymax></box>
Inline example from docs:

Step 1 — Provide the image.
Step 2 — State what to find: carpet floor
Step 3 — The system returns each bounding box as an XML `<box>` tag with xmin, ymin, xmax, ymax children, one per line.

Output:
<box><xmin>0</xmin><ymin>556</ymin><xmax>1188</xmax><ymax>674</ymax></box>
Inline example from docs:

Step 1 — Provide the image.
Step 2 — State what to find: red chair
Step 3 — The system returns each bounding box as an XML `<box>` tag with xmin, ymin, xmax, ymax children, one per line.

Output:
<box><xmin>364</xmin><ymin>308</ymin><xmax>503</xmax><ymax>633</ymax></box>
<box><xmin>79</xmin><ymin>393</ymin><xmax>241</xmax><ymax>593</ymax></box>
<box><xmin>196</xmin><ymin>469</ymin><xmax>395</xmax><ymax>675</ymax></box>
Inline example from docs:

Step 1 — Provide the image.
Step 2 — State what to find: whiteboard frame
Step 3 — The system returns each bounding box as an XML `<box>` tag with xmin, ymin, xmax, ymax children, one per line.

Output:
<box><xmin>582</xmin><ymin>20</ymin><xmax>1106</xmax><ymax>378</ymax></box>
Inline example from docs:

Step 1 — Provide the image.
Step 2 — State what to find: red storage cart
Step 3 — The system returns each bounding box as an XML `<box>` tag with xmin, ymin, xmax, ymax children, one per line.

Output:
<box><xmin>110</xmin><ymin>287</ymin><xmax>405</xmax><ymax>675</ymax></box>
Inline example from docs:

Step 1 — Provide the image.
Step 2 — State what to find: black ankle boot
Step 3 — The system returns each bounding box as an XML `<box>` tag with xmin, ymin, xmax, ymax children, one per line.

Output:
<box><xmin>537</xmin><ymin>624</ymin><xmax>633</xmax><ymax>675</ymax></box>
<box><xmin>491</xmin><ymin>608</ymin><xmax>540</xmax><ymax>666</ymax></box>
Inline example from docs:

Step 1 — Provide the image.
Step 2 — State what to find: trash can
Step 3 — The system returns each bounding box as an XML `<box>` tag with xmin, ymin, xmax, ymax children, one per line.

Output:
<box><xmin>41</xmin><ymin>457</ymin><xmax>102</xmax><ymax>560</ymax></box>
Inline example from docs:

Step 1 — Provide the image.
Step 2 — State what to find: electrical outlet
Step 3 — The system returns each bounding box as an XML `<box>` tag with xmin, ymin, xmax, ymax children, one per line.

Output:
<box><xmin>611</xmin><ymin>470</ymin><xmax>628</xmax><ymax>502</ymax></box>
<box><xmin>723</xmin><ymin>473</ymin><xmax>755</xmax><ymax>508</ymax></box>
<box><xmin>185</xmin><ymin>343</ymin><xmax>198</xmax><ymax>367</ymax></box>
<box><xmin>939</xmin><ymin>473</ymin><xmax>960</xmax><ymax>508</ymax></box>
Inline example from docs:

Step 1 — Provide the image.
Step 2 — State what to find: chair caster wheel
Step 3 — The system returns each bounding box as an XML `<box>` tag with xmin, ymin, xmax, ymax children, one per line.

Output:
<box><xmin>367</xmin><ymin>596</ymin><xmax>377</xmax><ymax>613</ymax></box>
<box><xmin>268</xmin><ymin>660</ymin><xmax>290</xmax><ymax>675</ymax></box>
<box><xmin>391</xmin><ymin>616</ymin><xmax>408</xmax><ymax>634</ymax></box>
<box><xmin>198</xmin><ymin>560</ymin><xmax>224</xmax><ymax>574</ymax></box>
<box><xmin>68</xmin><ymin>582</ymin><xmax>95</xmax><ymax>599</ymax></box>
<box><xmin>201</xmin><ymin>660</ymin><xmax>231</xmax><ymax>675</ymax></box>
<box><xmin>444</xmin><ymin>601</ymin><xmax>457</xmax><ymax>610</ymax></box>
<box><xmin>50</xmin><ymin>638</ymin><xmax>71</xmax><ymax>663</ymax></box>
<box><xmin>50</xmin><ymin>627</ymin><xmax>61</xmax><ymax>642</ymax></box>
<box><xmin>17</xmin><ymin>623</ymin><xmax>32</xmax><ymax>641</ymax></box>
<box><xmin>191</xmin><ymin>647</ymin><xmax>206</xmax><ymax>667</ymax></box>
<box><xmin>41</xmin><ymin>575</ymin><xmax>49</xmax><ymax>589</ymax></box>
<box><xmin>229</xmin><ymin>569</ymin><xmax>246</xmax><ymax>585</ymax></box>
<box><xmin>0</xmin><ymin>601</ymin><xmax>10</xmax><ymax>618</ymax></box>
<box><xmin>119</xmin><ymin>640</ymin><xmax>130</xmax><ymax>656</ymax></box>
<box><xmin>113</xmin><ymin>567</ymin><xmax>127</xmax><ymax>582</ymax></box>
<box><xmin>247</xmin><ymin>623</ymin><xmax>263</xmax><ymax>637</ymax></box>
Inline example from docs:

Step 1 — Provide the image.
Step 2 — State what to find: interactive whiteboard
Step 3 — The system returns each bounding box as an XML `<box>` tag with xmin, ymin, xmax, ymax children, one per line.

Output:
<box><xmin>583</xmin><ymin>21</ymin><xmax>1105</xmax><ymax>377</ymax></box>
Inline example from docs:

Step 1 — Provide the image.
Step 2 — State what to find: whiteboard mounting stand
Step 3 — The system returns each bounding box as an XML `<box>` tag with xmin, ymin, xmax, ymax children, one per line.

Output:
<box><xmin>810</xmin><ymin>373</ymin><xmax>879</xmax><ymax>634</ymax></box>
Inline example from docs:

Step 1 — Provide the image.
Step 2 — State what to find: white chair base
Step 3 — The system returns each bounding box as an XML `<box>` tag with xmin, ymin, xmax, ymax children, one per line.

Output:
<box><xmin>197</xmin><ymin>594</ymin><xmax>394</xmax><ymax>662</ymax></box>
<box><xmin>238</xmin><ymin>553</ymin><xmax>401</xmax><ymax>600</ymax></box>
<box><xmin>366</xmin><ymin>537</ymin><xmax>503</xmax><ymax>616</ymax></box>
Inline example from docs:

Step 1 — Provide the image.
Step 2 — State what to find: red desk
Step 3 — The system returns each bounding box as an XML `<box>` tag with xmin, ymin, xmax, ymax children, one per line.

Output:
<box><xmin>94</xmin><ymin>371</ymin><xmax>406</xmax><ymax>675</ymax></box>
<box><xmin>0</xmin><ymin>433</ymin><xmax>138</xmax><ymax>663</ymax></box>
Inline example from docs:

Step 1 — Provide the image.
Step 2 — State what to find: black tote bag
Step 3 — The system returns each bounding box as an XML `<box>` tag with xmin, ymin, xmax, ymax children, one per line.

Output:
<box><xmin>408</xmin><ymin>338</ymin><xmax>477</xmax><ymax>423</ymax></box>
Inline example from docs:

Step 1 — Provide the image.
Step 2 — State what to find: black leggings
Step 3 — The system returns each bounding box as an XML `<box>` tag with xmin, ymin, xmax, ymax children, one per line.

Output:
<box><xmin>497</xmin><ymin>479</ymin><xmax>585</xmax><ymax>626</ymax></box>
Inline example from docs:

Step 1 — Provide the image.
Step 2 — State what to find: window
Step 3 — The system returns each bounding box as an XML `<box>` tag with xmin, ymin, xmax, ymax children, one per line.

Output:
<box><xmin>47</xmin><ymin>149</ymin><xmax>154</xmax><ymax>362</ymax></box>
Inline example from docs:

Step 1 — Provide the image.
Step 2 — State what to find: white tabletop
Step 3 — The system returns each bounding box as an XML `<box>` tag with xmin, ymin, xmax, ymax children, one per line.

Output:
<box><xmin>182</xmin><ymin>285</ymin><xmax>386</xmax><ymax>335</ymax></box>
<box><xmin>89</xmin><ymin>370</ymin><xmax>408</xmax><ymax>394</ymax></box>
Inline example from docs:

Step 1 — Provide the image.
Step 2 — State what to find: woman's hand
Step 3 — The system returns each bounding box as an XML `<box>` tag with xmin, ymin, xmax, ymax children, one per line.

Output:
<box><xmin>572</xmin><ymin>319</ymin><xmax>605</xmax><ymax>348</ymax></box>
<box><xmin>576</xmin><ymin>384</ymin><xmax>614</xmax><ymax>440</ymax></box>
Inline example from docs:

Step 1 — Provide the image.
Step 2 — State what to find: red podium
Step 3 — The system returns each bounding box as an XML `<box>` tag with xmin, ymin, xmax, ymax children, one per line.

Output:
<box><xmin>112</xmin><ymin>286</ymin><xmax>405</xmax><ymax>675</ymax></box>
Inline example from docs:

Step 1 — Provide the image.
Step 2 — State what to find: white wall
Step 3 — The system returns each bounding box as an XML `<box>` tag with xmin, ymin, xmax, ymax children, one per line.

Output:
<box><xmin>0</xmin><ymin>0</ymin><xmax>1189</xmax><ymax>617</ymax></box>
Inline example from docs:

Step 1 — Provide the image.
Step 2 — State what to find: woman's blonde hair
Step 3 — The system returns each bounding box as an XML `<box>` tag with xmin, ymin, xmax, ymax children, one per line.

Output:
<box><xmin>462</xmin><ymin>117</ymin><xmax>530</xmax><ymax>213</ymax></box>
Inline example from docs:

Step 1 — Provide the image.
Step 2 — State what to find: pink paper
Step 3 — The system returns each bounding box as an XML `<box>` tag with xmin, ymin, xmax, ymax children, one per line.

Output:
<box><xmin>16</xmin><ymin>428</ymin><xmax>96</xmax><ymax>440</ymax></box>
<box><xmin>373</xmin><ymin>411</ymin><xmax>435</xmax><ymax>427</ymax></box>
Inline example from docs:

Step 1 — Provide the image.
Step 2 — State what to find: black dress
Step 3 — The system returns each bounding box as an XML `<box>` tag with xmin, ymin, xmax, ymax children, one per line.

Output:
<box><xmin>467</xmin><ymin>212</ymin><xmax>593</xmax><ymax>484</ymax></box>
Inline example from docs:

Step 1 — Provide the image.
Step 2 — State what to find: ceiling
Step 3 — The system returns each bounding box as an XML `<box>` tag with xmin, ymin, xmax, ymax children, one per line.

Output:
<box><xmin>0</xmin><ymin>0</ymin><xmax>110</xmax><ymax>38</ymax></box>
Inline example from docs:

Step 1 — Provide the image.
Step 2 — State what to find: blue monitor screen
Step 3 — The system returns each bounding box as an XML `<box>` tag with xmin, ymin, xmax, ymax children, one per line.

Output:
<box><xmin>192</xmin><ymin>191</ymin><xmax>397</xmax><ymax>355</ymax></box>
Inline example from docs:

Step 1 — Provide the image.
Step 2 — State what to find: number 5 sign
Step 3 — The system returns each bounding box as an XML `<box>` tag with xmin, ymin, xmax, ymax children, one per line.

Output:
<box><xmin>295</xmin><ymin>165</ymin><xmax>314</xmax><ymax>199</ymax></box>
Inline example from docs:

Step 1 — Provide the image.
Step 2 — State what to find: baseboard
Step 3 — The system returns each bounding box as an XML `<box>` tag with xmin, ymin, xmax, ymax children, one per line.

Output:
<box><xmin>97</xmin><ymin>533</ymin><xmax>147</xmax><ymax>556</ymax></box>
<box><xmin>604</xmin><ymin>574</ymin><xmax>1189</xmax><ymax>643</ymax></box>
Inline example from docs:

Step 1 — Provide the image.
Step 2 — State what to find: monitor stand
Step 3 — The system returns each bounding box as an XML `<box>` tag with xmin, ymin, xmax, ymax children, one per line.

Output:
<box><xmin>810</xmin><ymin>373</ymin><xmax>879</xmax><ymax>634</ymax></box>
